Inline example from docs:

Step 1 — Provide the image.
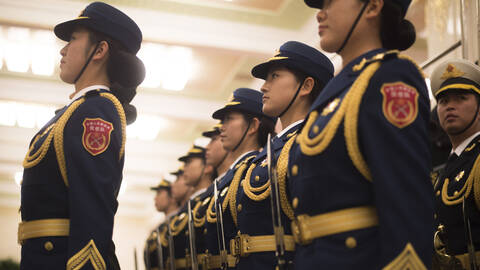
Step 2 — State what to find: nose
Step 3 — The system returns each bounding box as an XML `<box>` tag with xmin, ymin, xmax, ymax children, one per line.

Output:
<box><xmin>260</xmin><ymin>81</ymin><xmax>269</xmax><ymax>94</ymax></box>
<box><xmin>317</xmin><ymin>9</ymin><xmax>326</xmax><ymax>22</ymax></box>
<box><xmin>60</xmin><ymin>44</ymin><xmax>67</xmax><ymax>57</ymax></box>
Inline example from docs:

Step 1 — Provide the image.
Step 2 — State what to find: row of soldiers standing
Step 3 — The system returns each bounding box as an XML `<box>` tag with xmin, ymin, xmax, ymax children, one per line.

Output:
<box><xmin>143</xmin><ymin>0</ymin><xmax>480</xmax><ymax>269</ymax></box>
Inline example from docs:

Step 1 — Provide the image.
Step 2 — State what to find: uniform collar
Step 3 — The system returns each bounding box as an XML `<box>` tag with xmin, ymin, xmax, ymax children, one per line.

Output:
<box><xmin>70</xmin><ymin>85</ymin><xmax>110</xmax><ymax>100</ymax></box>
<box><xmin>229</xmin><ymin>151</ymin><xmax>255</xmax><ymax>170</ymax></box>
<box><xmin>214</xmin><ymin>171</ymin><xmax>227</xmax><ymax>183</ymax></box>
<box><xmin>276</xmin><ymin>120</ymin><xmax>304</xmax><ymax>139</ymax></box>
<box><xmin>451</xmin><ymin>131</ymin><xmax>480</xmax><ymax>156</ymax></box>
<box><xmin>190</xmin><ymin>187</ymin><xmax>207</xmax><ymax>200</ymax></box>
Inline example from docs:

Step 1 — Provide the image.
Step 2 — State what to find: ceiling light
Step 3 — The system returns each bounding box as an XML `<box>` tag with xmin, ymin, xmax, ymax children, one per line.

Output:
<box><xmin>127</xmin><ymin>114</ymin><xmax>168</xmax><ymax>141</ymax></box>
<box><xmin>0</xmin><ymin>26</ymin><xmax>4</xmax><ymax>70</ymax></box>
<box><xmin>161</xmin><ymin>46</ymin><xmax>193</xmax><ymax>91</ymax></box>
<box><xmin>138</xmin><ymin>43</ymin><xmax>165</xmax><ymax>88</ymax></box>
<box><xmin>138</xmin><ymin>43</ymin><xmax>193</xmax><ymax>91</ymax></box>
<box><xmin>0</xmin><ymin>101</ymin><xmax>16</xmax><ymax>126</ymax></box>
<box><xmin>31</xmin><ymin>30</ymin><xmax>56</xmax><ymax>76</ymax></box>
<box><xmin>5</xmin><ymin>26</ymin><xmax>30</xmax><ymax>73</ymax></box>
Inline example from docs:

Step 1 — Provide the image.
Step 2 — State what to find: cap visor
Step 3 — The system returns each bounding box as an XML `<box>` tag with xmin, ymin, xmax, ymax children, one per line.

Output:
<box><xmin>54</xmin><ymin>18</ymin><xmax>89</xmax><ymax>41</ymax></box>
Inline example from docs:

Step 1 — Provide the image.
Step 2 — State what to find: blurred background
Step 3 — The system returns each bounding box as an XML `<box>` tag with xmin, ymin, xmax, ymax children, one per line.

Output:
<box><xmin>0</xmin><ymin>0</ymin><xmax>471</xmax><ymax>268</ymax></box>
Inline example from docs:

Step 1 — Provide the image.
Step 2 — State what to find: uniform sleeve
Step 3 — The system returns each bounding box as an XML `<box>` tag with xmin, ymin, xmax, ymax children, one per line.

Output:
<box><xmin>358</xmin><ymin>60</ymin><xmax>434</xmax><ymax>269</ymax></box>
<box><xmin>62</xmin><ymin>96</ymin><xmax>124</xmax><ymax>270</ymax></box>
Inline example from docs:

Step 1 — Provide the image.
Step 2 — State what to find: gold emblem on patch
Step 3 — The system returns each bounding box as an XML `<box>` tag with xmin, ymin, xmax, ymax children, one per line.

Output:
<box><xmin>273</xmin><ymin>49</ymin><xmax>281</xmax><ymax>57</ymax></box>
<box><xmin>455</xmin><ymin>171</ymin><xmax>465</xmax><ymax>182</ymax></box>
<box><xmin>321</xmin><ymin>98</ymin><xmax>340</xmax><ymax>116</ymax></box>
<box><xmin>441</xmin><ymin>64</ymin><xmax>465</xmax><ymax>80</ymax></box>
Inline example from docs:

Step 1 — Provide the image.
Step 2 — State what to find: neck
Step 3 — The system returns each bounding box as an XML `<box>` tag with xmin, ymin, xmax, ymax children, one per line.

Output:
<box><xmin>216</xmin><ymin>153</ymin><xmax>233</xmax><ymax>176</ymax></box>
<box><xmin>73</xmin><ymin>64</ymin><xmax>110</xmax><ymax>93</ymax></box>
<box><xmin>339</xmin><ymin>27</ymin><xmax>382</xmax><ymax>69</ymax></box>
<box><xmin>279</xmin><ymin>101</ymin><xmax>310</xmax><ymax>129</ymax></box>
<box><xmin>229</xmin><ymin>139</ymin><xmax>258</xmax><ymax>164</ymax></box>
<box><xmin>449</xmin><ymin>128</ymin><xmax>480</xmax><ymax>150</ymax></box>
<box><xmin>192</xmin><ymin>173</ymin><xmax>211</xmax><ymax>194</ymax></box>
<box><xmin>165</xmin><ymin>203</ymin><xmax>178</xmax><ymax>216</ymax></box>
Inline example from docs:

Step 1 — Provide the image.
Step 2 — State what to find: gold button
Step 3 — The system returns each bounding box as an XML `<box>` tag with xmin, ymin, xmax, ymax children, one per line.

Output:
<box><xmin>454</xmin><ymin>191</ymin><xmax>459</xmax><ymax>196</ymax></box>
<box><xmin>240</xmin><ymin>180</ymin><xmax>244</xmax><ymax>187</ymax></box>
<box><xmin>434</xmin><ymin>213</ymin><xmax>437</xmax><ymax>219</ymax></box>
<box><xmin>44</xmin><ymin>241</ymin><xmax>54</xmax><ymax>251</ymax></box>
<box><xmin>292</xmin><ymin>197</ymin><xmax>299</xmax><ymax>209</ymax></box>
<box><xmin>291</xmin><ymin>165</ymin><xmax>298</xmax><ymax>176</ymax></box>
<box><xmin>436</xmin><ymin>190</ymin><xmax>440</xmax><ymax>196</ymax></box>
<box><xmin>312</xmin><ymin>125</ymin><xmax>319</xmax><ymax>134</ymax></box>
<box><xmin>345</xmin><ymin>237</ymin><xmax>356</xmax><ymax>249</ymax></box>
<box><xmin>204</xmin><ymin>228</ymin><xmax>207</xmax><ymax>234</ymax></box>
<box><xmin>255</xmin><ymin>176</ymin><xmax>260</xmax><ymax>182</ymax></box>
<box><xmin>237</xmin><ymin>204</ymin><xmax>242</xmax><ymax>212</ymax></box>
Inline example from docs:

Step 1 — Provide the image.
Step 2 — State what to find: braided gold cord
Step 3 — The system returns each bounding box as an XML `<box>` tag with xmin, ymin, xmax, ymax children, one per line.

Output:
<box><xmin>206</xmin><ymin>195</ymin><xmax>217</xmax><ymax>223</ymax></box>
<box><xmin>276</xmin><ymin>134</ymin><xmax>296</xmax><ymax>220</ymax></box>
<box><xmin>193</xmin><ymin>200</ymin><xmax>205</xmax><ymax>227</ymax></box>
<box><xmin>53</xmin><ymin>98</ymin><xmax>86</xmax><ymax>187</ymax></box>
<box><xmin>227</xmin><ymin>161</ymin><xmax>249</xmax><ymax>226</ymax></box>
<box><xmin>99</xmin><ymin>93</ymin><xmax>126</xmax><ymax>160</ymax></box>
<box><xmin>344</xmin><ymin>62</ymin><xmax>381</xmax><ymax>182</ymax></box>
<box><xmin>442</xmin><ymin>154</ymin><xmax>480</xmax><ymax>206</ymax></box>
<box><xmin>169</xmin><ymin>213</ymin><xmax>188</xmax><ymax>236</ymax></box>
<box><xmin>23</xmin><ymin>125</ymin><xmax>55</xmax><ymax>168</ymax></box>
<box><xmin>242</xmin><ymin>163</ymin><xmax>271</xmax><ymax>202</ymax></box>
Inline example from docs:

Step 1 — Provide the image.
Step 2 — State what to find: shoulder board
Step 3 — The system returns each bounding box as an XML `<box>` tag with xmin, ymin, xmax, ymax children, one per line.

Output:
<box><xmin>353</xmin><ymin>50</ymin><xmax>399</xmax><ymax>72</ymax></box>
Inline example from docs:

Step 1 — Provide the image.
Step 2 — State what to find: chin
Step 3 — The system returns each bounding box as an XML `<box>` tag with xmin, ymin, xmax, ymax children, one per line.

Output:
<box><xmin>59</xmin><ymin>72</ymin><xmax>75</xmax><ymax>84</ymax></box>
<box><xmin>319</xmin><ymin>39</ymin><xmax>338</xmax><ymax>54</ymax></box>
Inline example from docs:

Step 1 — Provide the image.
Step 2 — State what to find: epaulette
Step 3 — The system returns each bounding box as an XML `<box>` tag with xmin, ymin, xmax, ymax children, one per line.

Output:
<box><xmin>85</xmin><ymin>89</ymin><xmax>101</xmax><ymax>98</ymax></box>
<box><xmin>353</xmin><ymin>50</ymin><xmax>399</xmax><ymax>72</ymax></box>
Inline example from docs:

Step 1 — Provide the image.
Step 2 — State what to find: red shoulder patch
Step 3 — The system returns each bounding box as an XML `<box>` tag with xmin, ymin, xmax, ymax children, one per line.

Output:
<box><xmin>82</xmin><ymin>118</ymin><xmax>114</xmax><ymax>156</ymax></box>
<box><xmin>380</xmin><ymin>82</ymin><xmax>419</xmax><ymax>128</ymax></box>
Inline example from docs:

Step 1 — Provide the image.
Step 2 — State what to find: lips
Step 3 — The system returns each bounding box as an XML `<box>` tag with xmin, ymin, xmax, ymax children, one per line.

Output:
<box><xmin>262</xmin><ymin>96</ymin><xmax>269</xmax><ymax>103</ymax></box>
<box><xmin>444</xmin><ymin>114</ymin><xmax>458</xmax><ymax>122</ymax></box>
<box><xmin>318</xmin><ymin>25</ymin><xmax>327</xmax><ymax>35</ymax></box>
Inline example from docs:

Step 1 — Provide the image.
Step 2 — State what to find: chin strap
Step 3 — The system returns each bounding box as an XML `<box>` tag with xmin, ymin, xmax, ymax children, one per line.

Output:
<box><xmin>336</xmin><ymin>2</ymin><xmax>368</xmax><ymax>54</ymax></box>
<box><xmin>73</xmin><ymin>42</ymin><xmax>100</xmax><ymax>83</ymax></box>
<box><xmin>451</xmin><ymin>99</ymin><xmax>480</xmax><ymax>136</ymax></box>
<box><xmin>277</xmin><ymin>80</ymin><xmax>305</xmax><ymax>118</ymax></box>
<box><xmin>232</xmin><ymin>120</ymin><xmax>251</xmax><ymax>152</ymax></box>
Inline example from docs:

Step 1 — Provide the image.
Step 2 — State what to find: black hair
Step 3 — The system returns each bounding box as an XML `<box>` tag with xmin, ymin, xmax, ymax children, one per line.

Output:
<box><xmin>360</xmin><ymin>0</ymin><xmax>416</xmax><ymax>51</ymax></box>
<box><xmin>86</xmin><ymin>28</ymin><xmax>145</xmax><ymax>124</ymax></box>
<box><xmin>239</xmin><ymin>111</ymin><xmax>276</xmax><ymax>147</ymax></box>
<box><xmin>283</xmin><ymin>65</ymin><xmax>325</xmax><ymax>105</ymax></box>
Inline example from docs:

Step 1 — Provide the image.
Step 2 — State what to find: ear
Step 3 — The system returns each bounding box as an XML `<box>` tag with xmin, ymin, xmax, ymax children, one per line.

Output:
<box><xmin>364</xmin><ymin>0</ymin><xmax>383</xmax><ymax>19</ymax></box>
<box><xmin>299</xmin><ymin>77</ymin><xmax>315</xmax><ymax>97</ymax></box>
<box><xmin>247</xmin><ymin>117</ymin><xmax>260</xmax><ymax>136</ymax></box>
<box><xmin>92</xmin><ymin>40</ymin><xmax>109</xmax><ymax>61</ymax></box>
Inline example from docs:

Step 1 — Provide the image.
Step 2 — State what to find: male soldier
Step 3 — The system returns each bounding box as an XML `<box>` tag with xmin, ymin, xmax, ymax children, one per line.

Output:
<box><xmin>432</xmin><ymin>59</ymin><xmax>480</xmax><ymax>270</ymax></box>
<box><xmin>172</xmin><ymin>166</ymin><xmax>193</xmax><ymax>209</ymax></box>
<box><xmin>18</xmin><ymin>2</ymin><xmax>144</xmax><ymax>269</ymax></box>
<box><xmin>144</xmin><ymin>179</ymin><xmax>177</xmax><ymax>270</ymax></box>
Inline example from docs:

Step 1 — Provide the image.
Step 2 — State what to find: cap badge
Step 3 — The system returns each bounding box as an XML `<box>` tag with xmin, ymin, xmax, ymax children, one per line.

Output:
<box><xmin>440</xmin><ymin>64</ymin><xmax>465</xmax><ymax>80</ymax></box>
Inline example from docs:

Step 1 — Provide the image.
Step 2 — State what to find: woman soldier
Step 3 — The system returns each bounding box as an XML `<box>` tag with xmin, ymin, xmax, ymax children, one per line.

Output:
<box><xmin>202</xmin><ymin>88</ymin><xmax>275</xmax><ymax>269</ymax></box>
<box><xmin>288</xmin><ymin>0</ymin><xmax>433</xmax><ymax>269</ymax></box>
<box><xmin>231</xmin><ymin>41</ymin><xmax>333</xmax><ymax>269</ymax></box>
<box><xmin>19</xmin><ymin>2</ymin><xmax>144</xmax><ymax>269</ymax></box>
